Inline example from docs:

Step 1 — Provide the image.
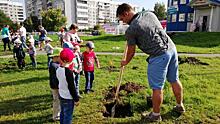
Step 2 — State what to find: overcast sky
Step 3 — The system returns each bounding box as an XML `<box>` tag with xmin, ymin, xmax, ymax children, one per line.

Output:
<box><xmin>114</xmin><ymin>0</ymin><xmax>168</xmax><ymax>11</ymax></box>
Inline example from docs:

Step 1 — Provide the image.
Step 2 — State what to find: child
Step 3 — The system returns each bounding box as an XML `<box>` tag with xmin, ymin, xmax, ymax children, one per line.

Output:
<box><xmin>72</xmin><ymin>43</ymin><xmax>83</xmax><ymax>98</ymax></box>
<box><xmin>82</xmin><ymin>41</ymin><xmax>100</xmax><ymax>94</ymax></box>
<box><xmin>28</xmin><ymin>39</ymin><xmax>37</xmax><ymax>68</ymax></box>
<box><xmin>56</xmin><ymin>48</ymin><xmax>79</xmax><ymax>124</ymax></box>
<box><xmin>44</xmin><ymin>37</ymin><xmax>54</xmax><ymax>66</ymax></box>
<box><xmin>48</xmin><ymin>47</ymin><xmax>62</xmax><ymax>121</ymax></box>
<box><xmin>13</xmin><ymin>39</ymin><xmax>26</xmax><ymax>69</ymax></box>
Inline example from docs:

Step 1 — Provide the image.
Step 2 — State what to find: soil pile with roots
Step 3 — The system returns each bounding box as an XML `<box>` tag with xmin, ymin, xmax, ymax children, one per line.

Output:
<box><xmin>103</xmin><ymin>82</ymin><xmax>145</xmax><ymax>118</ymax></box>
<box><xmin>179</xmin><ymin>57</ymin><xmax>209</xmax><ymax>65</ymax></box>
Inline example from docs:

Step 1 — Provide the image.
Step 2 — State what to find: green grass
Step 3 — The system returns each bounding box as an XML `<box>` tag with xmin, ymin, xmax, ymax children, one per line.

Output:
<box><xmin>1</xmin><ymin>32</ymin><xmax>220</xmax><ymax>56</ymax></box>
<box><xmin>0</xmin><ymin>55</ymin><xmax>220</xmax><ymax>123</ymax></box>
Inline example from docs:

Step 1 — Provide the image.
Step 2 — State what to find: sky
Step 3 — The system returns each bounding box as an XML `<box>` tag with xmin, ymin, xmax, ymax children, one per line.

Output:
<box><xmin>114</xmin><ymin>0</ymin><xmax>168</xmax><ymax>11</ymax></box>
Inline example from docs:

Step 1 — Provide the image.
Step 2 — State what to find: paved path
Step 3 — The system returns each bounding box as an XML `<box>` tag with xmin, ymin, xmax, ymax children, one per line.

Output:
<box><xmin>1</xmin><ymin>51</ymin><xmax>220</xmax><ymax>58</ymax></box>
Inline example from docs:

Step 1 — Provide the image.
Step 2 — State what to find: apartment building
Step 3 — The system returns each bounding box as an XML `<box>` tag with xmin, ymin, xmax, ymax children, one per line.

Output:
<box><xmin>26</xmin><ymin>0</ymin><xmax>47</xmax><ymax>18</ymax></box>
<box><xmin>26</xmin><ymin>0</ymin><xmax>139</xmax><ymax>29</ymax></box>
<box><xmin>0</xmin><ymin>0</ymin><xmax>25</xmax><ymax>23</ymax></box>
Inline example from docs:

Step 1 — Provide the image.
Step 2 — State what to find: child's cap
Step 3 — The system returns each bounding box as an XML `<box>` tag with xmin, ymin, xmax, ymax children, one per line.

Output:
<box><xmin>49</xmin><ymin>47</ymin><xmax>62</xmax><ymax>57</ymax></box>
<box><xmin>45</xmin><ymin>37</ymin><xmax>53</xmax><ymax>42</ymax></box>
<box><xmin>14</xmin><ymin>38</ymin><xmax>22</xmax><ymax>44</ymax></box>
<box><xmin>60</xmin><ymin>48</ymin><xmax>75</xmax><ymax>63</ymax></box>
<box><xmin>86</xmin><ymin>41</ymin><xmax>95</xmax><ymax>49</ymax></box>
<box><xmin>63</xmin><ymin>42</ymin><xmax>74</xmax><ymax>50</ymax></box>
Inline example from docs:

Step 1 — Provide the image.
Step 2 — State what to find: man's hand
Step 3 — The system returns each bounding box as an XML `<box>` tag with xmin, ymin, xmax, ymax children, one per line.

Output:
<box><xmin>121</xmin><ymin>60</ymin><xmax>128</xmax><ymax>67</ymax></box>
<box><xmin>75</xmin><ymin>101</ymin><xmax>79</xmax><ymax>106</ymax></box>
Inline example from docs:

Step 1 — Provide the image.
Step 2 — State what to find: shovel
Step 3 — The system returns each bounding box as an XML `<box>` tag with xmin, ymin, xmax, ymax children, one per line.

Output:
<box><xmin>111</xmin><ymin>43</ymin><xmax>128</xmax><ymax>118</ymax></box>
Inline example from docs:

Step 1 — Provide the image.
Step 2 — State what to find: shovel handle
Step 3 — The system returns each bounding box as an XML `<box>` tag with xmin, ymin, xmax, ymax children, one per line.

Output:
<box><xmin>114</xmin><ymin>43</ymin><xmax>128</xmax><ymax>100</ymax></box>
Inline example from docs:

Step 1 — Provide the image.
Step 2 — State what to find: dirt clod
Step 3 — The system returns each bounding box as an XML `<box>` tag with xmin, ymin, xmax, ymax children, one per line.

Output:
<box><xmin>101</xmin><ymin>66</ymin><xmax>119</xmax><ymax>72</ymax></box>
<box><xmin>104</xmin><ymin>82</ymin><xmax>145</xmax><ymax>101</ymax></box>
<box><xmin>179</xmin><ymin>57</ymin><xmax>209</xmax><ymax>65</ymax></box>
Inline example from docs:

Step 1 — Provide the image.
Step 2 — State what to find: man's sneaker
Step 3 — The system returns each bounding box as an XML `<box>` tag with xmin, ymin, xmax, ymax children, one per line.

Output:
<box><xmin>173</xmin><ymin>105</ymin><xmax>185</xmax><ymax>114</ymax></box>
<box><xmin>142</xmin><ymin>112</ymin><xmax>162</xmax><ymax>122</ymax></box>
<box><xmin>52</xmin><ymin>116</ymin><xmax>60</xmax><ymax>121</ymax></box>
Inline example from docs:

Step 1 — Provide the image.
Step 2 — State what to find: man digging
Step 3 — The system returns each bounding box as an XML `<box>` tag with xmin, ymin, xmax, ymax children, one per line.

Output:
<box><xmin>117</xmin><ymin>3</ymin><xmax>185</xmax><ymax>122</ymax></box>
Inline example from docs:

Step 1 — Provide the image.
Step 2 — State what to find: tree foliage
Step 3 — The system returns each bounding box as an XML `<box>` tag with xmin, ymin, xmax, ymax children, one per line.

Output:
<box><xmin>0</xmin><ymin>10</ymin><xmax>17</xmax><ymax>30</ymax></box>
<box><xmin>23</xmin><ymin>15</ymin><xmax>40</xmax><ymax>32</ymax></box>
<box><xmin>41</xmin><ymin>8</ymin><xmax>67</xmax><ymax>31</ymax></box>
<box><xmin>154</xmin><ymin>2</ymin><xmax>167</xmax><ymax>20</ymax></box>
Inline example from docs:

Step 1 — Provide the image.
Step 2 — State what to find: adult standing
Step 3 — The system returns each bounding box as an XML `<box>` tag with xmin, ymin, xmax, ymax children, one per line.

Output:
<box><xmin>117</xmin><ymin>3</ymin><xmax>185</xmax><ymax>122</ymax></box>
<box><xmin>38</xmin><ymin>25</ymin><xmax>47</xmax><ymax>51</ymax></box>
<box><xmin>64</xmin><ymin>24</ymin><xmax>83</xmax><ymax>46</ymax></box>
<box><xmin>1</xmin><ymin>25</ymin><xmax>11</xmax><ymax>51</ymax></box>
<box><xmin>19</xmin><ymin>23</ymin><xmax>28</xmax><ymax>49</ymax></box>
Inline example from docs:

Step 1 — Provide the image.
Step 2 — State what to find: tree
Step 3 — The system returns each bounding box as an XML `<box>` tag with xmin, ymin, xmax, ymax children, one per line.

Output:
<box><xmin>142</xmin><ymin>7</ymin><xmax>146</xmax><ymax>12</ymax></box>
<box><xmin>0</xmin><ymin>10</ymin><xmax>14</xmax><ymax>29</ymax></box>
<box><xmin>0</xmin><ymin>10</ymin><xmax>20</xmax><ymax>31</ymax></box>
<box><xmin>154</xmin><ymin>2</ymin><xmax>167</xmax><ymax>20</ymax></box>
<box><xmin>23</xmin><ymin>15</ymin><xmax>40</xmax><ymax>32</ymax></box>
<box><xmin>41</xmin><ymin>8</ymin><xmax>67</xmax><ymax>31</ymax></box>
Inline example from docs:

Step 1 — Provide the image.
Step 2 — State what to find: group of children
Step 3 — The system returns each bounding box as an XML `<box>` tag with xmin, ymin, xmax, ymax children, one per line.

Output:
<box><xmin>48</xmin><ymin>24</ymin><xmax>100</xmax><ymax>123</ymax></box>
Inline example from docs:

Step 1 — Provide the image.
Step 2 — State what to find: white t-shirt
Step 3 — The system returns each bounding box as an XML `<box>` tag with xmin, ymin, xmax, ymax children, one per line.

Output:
<box><xmin>44</xmin><ymin>43</ymin><xmax>53</xmax><ymax>54</ymax></box>
<box><xmin>19</xmin><ymin>26</ymin><xmax>26</xmax><ymax>37</ymax></box>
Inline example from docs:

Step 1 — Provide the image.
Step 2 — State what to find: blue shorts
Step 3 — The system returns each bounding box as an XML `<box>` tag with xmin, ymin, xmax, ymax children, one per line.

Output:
<box><xmin>147</xmin><ymin>48</ymin><xmax>179</xmax><ymax>90</ymax></box>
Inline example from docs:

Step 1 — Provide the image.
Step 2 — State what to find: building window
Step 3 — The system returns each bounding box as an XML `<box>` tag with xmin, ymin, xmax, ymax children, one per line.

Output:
<box><xmin>180</xmin><ymin>0</ymin><xmax>186</xmax><ymax>4</ymax></box>
<box><xmin>179</xmin><ymin>14</ymin><xmax>185</xmax><ymax>22</ymax></box>
<box><xmin>167</xmin><ymin>15</ymin><xmax>171</xmax><ymax>22</ymax></box>
<box><xmin>172</xmin><ymin>14</ymin><xmax>177</xmax><ymax>22</ymax></box>
<box><xmin>187</xmin><ymin>13</ymin><xmax>194</xmax><ymax>22</ymax></box>
<box><xmin>173</xmin><ymin>0</ymin><xmax>178</xmax><ymax>5</ymax></box>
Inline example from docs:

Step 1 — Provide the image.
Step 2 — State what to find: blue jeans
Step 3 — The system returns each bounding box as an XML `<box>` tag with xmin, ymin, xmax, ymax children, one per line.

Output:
<box><xmin>84</xmin><ymin>71</ymin><xmax>94</xmax><ymax>91</ymax></box>
<box><xmin>21</xmin><ymin>36</ymin><xmax>28</xmax><ymax>48</ymax></box>
<box><xmin>74</xmin><ymin>72</ymin><xmax>80</xmax><ymax>95</ymax></box>
<box><xmin>29</xmin><ymin>55</ymin><xmax>37</xmax><ymax>67</ymax></box>
<box><xmin>60</xmin><ymin>98</ymin><xmax>74</xmax><ymax>124</ymax></box>
<box><xmin>47</xmin><ymin>54</ymin><xmax>52</xmax><ymax>67</ymax></box>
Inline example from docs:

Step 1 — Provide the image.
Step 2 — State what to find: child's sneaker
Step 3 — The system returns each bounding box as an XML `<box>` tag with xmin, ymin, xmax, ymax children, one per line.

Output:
<box><xmin>142</xmin><ymin>112</ymin><xmax>162</xmax><ymax>122</ymax></box>
<box><xmin>173</xmin><ymin>105</ymin><xmax>185</xmax><ymax>113</ymax></box>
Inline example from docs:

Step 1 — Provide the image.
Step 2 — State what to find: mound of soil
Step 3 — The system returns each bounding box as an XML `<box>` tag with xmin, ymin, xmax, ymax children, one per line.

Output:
<box><xmin>102</xmin><ymin>82</ymin><xmax>145</xmax><ymax>118</ymax></box>
<box><xmin>104</xmin><ymin>82</ymin><xmax>145</xmax><ymax>101</ymax></box>
<box><xmin>179</xmin><ymin>57</ymin><xmax>209</xmax><ymax>65</ymax></box>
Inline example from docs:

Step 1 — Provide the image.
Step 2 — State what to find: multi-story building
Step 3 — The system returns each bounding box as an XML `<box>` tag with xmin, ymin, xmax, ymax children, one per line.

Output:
<box><xmin>167</xmin><ymin>0</ymin><xmax>194</xmax><ymax>32</ymax></box>
<box><xmin>26</xmin><ymin>0</ymin><xmax>139</xmax><ymax>29</ymax></box>
<box><xmin>0</xmin><ymin>0</ymin><xmax>25</xmax><ymax>23</ymax></box>
<box><xmin>26</xmin><ymin>0</ymin><xmax>47</xmax><ymax>18</ymax></box>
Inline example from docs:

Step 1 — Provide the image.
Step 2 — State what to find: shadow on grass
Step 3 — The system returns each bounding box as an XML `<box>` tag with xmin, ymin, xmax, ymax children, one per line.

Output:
<box><xmin>0</xmin><ymin>76</ymin><xmax>48</xmax><ymax>88</ymax></box>
<box><xmin>0</xmin><ymin>94</ymin><xmax>52</xmax><ymax>117</ymax></box>
<box><xmin>172</xmin><ymin>32</ymin><xmax>220</xmax><ymax>48</ymax></box>
<box><xmin>0</xmin><ymin>114</ymin><xmax>52</xmax><ymax>124</ymax></box>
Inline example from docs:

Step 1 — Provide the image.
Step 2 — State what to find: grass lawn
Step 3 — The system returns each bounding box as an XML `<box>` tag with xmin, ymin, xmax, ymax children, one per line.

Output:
<box><xmin>0</xmin><ymin>32</ymin><xmax>220</xmax><ymax>56</ymax></box>
<box><xmin>0</xmin><ymin>54</ymin><xmax>220</xmax><ymax>123</ymax></box>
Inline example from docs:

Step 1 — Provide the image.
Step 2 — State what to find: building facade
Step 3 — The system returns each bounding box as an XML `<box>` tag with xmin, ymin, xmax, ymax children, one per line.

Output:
<box><xmin>167</xmin><ymin>0</ymin><xmax>194</xmax><ymax>32</ymax></box>
<box><xmin>190</xmin><ymin>0</ymin><xmax>220</xmax><ymax>32</ymax></box>
<box><xmin>26</xmin><ymin>0</ymin><xmax>139</xmax><ymax>29</ymax></box>
<box><xmin>0</xmin><ymin>0</ymin><xmax>25</xmax><ymax>23</ymax></box>
<box><xmin>26</xmin><ymin>0</ymin><xmax>47</xmax><ymax>18</ymax></box>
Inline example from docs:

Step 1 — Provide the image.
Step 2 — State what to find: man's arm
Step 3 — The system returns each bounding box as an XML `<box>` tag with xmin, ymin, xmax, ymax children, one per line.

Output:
<box><xmin>121</xmin><ymin>45</ymin><xmax>136</xmax><ymax>67</ymax></box>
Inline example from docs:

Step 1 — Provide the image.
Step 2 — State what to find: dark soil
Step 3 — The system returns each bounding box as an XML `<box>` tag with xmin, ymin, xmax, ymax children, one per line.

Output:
<box><xmin>132</xmin><ymin>66</ymin><xmax>138</xmax><ymax>70</ymax></box>
<box><xmin>101</xmin><ymin>66</ymin><xmax>119</xmax><ymax>72</ymax></box>
<box><xmin>103</xmin><ymin>102</ymin><xmax>133</xmax><ymax>118</ymax></box>
<box><xmin>179</xmin><ymin>57</ymin><xmax>209</xmax><ymax>65</ymax></box>
<box><xmin>104</xmin><ymin>82</ymin><xmax>146</xmax><ymax>101</ymax></box>
<box><xmin>102</xmin><ymin>82</ymin><xmax>145</xmax><ymax>118</ymax></box>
